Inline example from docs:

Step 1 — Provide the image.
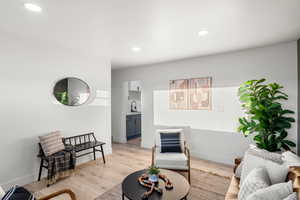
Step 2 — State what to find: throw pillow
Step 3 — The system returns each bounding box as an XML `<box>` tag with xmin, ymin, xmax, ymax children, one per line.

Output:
<box><xmin>2</xmin><ymin>186</ymin><xmax>35</xmax><ymax>200</ymax></box>
<box><xmin>247</xmin><ymin>180</ymin><xmax>293</xmax><ymax>200</ymax></box>
<box><xmin>284</xmin><ymin>192</ymin><xmax>298</xmax><ymax>200</ymax></box>
<box><xmin>39</xmin><ymin>131</ymin><xmax>65</xmax><ymax>156</ymax></box>
<box><xmin>238</xmin><ymin>167</ymin><xmax>271</xmax><ymax>200</ymax></box>
<box><xmin>282</xmin><ymin>151</ymin><xmax>300</xmax><ymax>167</ymax></box>
<box><xmin>240</xmin><ymin>147</ymin><xmax>288</xmax><ymax>185</ymax></box>
<box><xmin>156</xmin><ymin>129</ymin><xmax>184</xmax><ymax>152</ymax></box>
<box><xmin>160</xmin><ymin>132</ymin><xmax>182</xmax><ymax>153</ymax></box>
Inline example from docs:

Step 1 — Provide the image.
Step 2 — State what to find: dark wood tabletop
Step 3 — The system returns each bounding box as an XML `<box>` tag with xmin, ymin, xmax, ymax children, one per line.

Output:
<box><xmin>122</xmin><ymin>169</ymin><xmax>190</xmax><ymax>200</ymax></box>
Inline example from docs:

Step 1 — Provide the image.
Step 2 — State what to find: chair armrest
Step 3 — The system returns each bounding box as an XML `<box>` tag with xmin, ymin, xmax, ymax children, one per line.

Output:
<box><xmin>184</xmin><ymin>145</ymin><xmax>191</xmax><ymax>169</ymax></box>
<box><xmin>38</xmin><ymin>189</ymin><xmax>76</xmax><ymax>200</ymax></box>
<box><xmin>184</xmin><ymin>145</ymin><xmax>190</xmax><ymax>157</ymax></box>
<box><xmin>287</xmin><ymin>166</ymin><xmax>300</xmax><ymax>193</ymax></box>
<box><xmin>152</xmin><ymin>145</ymin><xmax>156</xmax><ymax>166</ymax></box>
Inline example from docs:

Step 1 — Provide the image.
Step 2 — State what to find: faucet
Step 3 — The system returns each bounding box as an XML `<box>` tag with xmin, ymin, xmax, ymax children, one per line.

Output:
<box><xmin>131</xmin><ymin>100</ymin><xmax>137</xmax><ymax>112</ymax></box>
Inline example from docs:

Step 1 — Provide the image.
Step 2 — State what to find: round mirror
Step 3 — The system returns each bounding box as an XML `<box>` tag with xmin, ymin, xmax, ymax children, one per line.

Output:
<box><xmin>53</xmin><ymin>77</ymin><xmax>90</xmax><ymax>106</ymax></box>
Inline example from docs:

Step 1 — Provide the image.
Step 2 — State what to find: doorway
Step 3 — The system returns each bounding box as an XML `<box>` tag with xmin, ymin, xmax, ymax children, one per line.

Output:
<box><xmin>125</xmin><ymin>80</ymin><xmax>142</xmax><ymax>147</ymax></box>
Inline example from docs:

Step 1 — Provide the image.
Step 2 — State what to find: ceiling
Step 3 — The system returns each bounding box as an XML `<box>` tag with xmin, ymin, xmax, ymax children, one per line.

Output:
<box><xmin>0</xmin><ymin>0</ymin><xmax>300</xmax><ymax>69</ymax></box>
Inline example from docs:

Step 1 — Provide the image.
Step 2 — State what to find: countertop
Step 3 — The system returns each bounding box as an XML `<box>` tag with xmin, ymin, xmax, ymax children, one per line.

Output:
<box><xmin>126</xmin><ymin>112</ymin><xmax>141</xmax><ymax>116</ymax></box>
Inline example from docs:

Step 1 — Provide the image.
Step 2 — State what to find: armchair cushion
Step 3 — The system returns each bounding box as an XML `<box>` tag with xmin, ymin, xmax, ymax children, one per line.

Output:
<box><xmin>155</xmin><ymin>149</ymin><xmax>188</xmax><ymax>170</ymax></box>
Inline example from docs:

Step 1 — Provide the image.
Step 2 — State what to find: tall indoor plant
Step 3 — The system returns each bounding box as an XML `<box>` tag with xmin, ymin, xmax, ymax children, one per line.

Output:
<box><xmin>237</xmin><ymin>78</ymin><xmax>296</xmax><ymax>152</ymax></box>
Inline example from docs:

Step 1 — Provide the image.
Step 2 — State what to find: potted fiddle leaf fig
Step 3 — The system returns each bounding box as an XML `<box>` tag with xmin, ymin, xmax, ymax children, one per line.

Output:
<box><xmin>238</xmin><ymin>78</ymin><xmax>296</xmax><ymax>152</ymax></box>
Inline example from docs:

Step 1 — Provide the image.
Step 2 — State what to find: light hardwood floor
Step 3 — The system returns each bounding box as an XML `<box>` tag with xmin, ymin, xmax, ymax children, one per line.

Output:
<box><xmin>126</xmin><ymin>137</ymin><xmax>141</xmax><ymax>146</ymax></box>
<box><xmin>25</xmin><ymin>143</ymin><xmax>233</xmax><ymax>200</ymax></box>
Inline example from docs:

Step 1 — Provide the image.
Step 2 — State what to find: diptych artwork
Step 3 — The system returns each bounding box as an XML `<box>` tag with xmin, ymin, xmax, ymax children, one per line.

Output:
<box><xmin>169</xmin><ymin>77</ymin><xmax>212</xmax><ymax>110</ymax></box>
<box><xmin>169</xmin><ymin>79</ymin><xmax>189</xmax><ymax>110</ymax></box>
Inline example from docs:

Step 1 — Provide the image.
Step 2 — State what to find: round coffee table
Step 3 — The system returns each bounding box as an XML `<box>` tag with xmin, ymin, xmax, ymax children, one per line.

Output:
<box><xmin>122</xmin><ymin>169</ymin><xmax>190</xmax><ymax>200</ymax></box>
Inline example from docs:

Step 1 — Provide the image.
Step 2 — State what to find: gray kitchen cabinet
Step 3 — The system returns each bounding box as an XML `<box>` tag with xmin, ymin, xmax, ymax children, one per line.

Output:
<box><xmin>126</xmin><ymin>114</ymin><xmax>141</xmax><ymax>140</ymax></box>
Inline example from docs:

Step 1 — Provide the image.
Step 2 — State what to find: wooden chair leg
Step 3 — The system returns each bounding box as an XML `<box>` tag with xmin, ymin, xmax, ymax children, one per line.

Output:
<box><xmin>100</xmin><ymin>145</ymin><xmax>106</xmax><ymax>164</ymax></box>
<box><xmin>188</xmin><ymin>169</ymin><xmax>191</xmax><ymax>184</ymax></box>
<box><xmin>93</xmin><ymin>147</ymin><xmax>96</xmax><ymax>160</ymax></box>
<box><xmin>38</xmin><ymin>159</ymin><xmax>44</xmax><ymax>181</ymax></box>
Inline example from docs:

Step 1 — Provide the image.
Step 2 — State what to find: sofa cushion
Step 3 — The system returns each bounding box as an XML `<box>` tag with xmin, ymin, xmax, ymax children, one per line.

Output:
<box><xmin>247</xmin><ymin>180</ymin><xmax>293</xmax><ymax>200</ymax></box>
<box><xmin>39</xmin><ymin>131</ymin><xmax>65</xmax><ymax>156</ymax></box>
<box><xmin>282</xmin><ymin>151</ymin><xmax>300</xmax><ymax>167</ymax></box>
<box><xmin>240</xmin><ymin>147</ymin><xmax>288</xmax><ymax>185</ymax></box>
<box><xmin>154</xmin><ymin>149</ymin><xmax>188</xmax><ymax>170</ymax></box>
<box><xmin>238</xmin><ymin>167</ymin><xmax>271</xmax><ymax>200</ymax></box>
<box><xmin>284</xmin><ymin>192</ymin><xmax>298</xmax><ymax>200</ymax></box>
<box><xmin>248</xmin><ymin>144</ymin><xmax>283</xmax><ymax>164</ymax></box>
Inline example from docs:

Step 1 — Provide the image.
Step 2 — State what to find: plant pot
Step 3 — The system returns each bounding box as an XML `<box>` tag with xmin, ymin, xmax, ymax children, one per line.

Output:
<box><xmin>149</xmin><ymin>174</ymin><xmax>158</xmax><ymax>183</ymax></box>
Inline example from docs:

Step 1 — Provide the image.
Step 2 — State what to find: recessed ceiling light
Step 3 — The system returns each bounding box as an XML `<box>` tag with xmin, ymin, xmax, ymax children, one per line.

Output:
<box><xmin>198</xmin><ymin>29</ymin><xmax>208</xmax><ymax>37</ymax></box>
<box><xmin>24</xmin><ymin>3</ymin><xmax>42</xmax><ymax>12</ymax></box>
<box><xmin>131</xmin><ymin>46</ymin><xmax>141</xmax><ymax>52</ymax></box>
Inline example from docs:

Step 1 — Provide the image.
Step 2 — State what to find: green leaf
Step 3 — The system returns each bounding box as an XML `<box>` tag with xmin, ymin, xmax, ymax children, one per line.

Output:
<box><xmin>239</xmin><ymin>93</ymin><xmax>251</xmax><ymax>102</ymax></box>
<box><xmin>279</xmin><ymin>131</ymin><xmax>288</xmax><ymax>139</ymax></box>
<box><xmin>276</xmin><ymin>122</ymin><xmax>291</xmax><ymax>129</ymax></box>
<box><xmin>282</xmin><ymin>117</ymin><xmax>295</xmax><ymax>123</ymax></box>
<box><xmin>256</xmin><ymin>78</ymin><xmax>266</xmax><ymax>84</ymax></box>
<box><xmin>273</xmin><ymin>95</ymin><xmax>288</xmax><ymax>100</ymax></box>
<box><xmin>254</xmin><ymin>135</ymin><xmax>262</xmax><ymax>142</ymax></box>
<box><xmin>283</xmin><ymin>140</ymin><xmax>296</xmax><ymax>147</ymax></box>
<box><xmin>281</xmin><ymin>143</ymin><xmax>291</xmax><ymax>151</ymax></box>
<box><xmin>281</xmin><ymin>110</ymin><xmax>294</xmax><ymax>115</ymax></box>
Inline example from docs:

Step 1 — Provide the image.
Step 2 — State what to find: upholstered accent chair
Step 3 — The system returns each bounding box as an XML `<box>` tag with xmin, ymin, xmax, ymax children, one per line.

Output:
<box><xmin>151</xmin><ymin>129</ymin><xmax>191</xmax><ymax>183</ymax></box>
<box><xmin>0</xmin><ymin>186</ymin><xmax>76</xmax><ymax>200</ymax></box>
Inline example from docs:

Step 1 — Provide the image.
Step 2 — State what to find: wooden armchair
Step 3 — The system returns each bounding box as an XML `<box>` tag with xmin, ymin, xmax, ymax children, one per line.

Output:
<box><xmin>151</xmin><ymin>129</ymin><xmax>191</xmax><ymax>183</ymax></box>
<box><xmin>38</xmin><ymin>189</ymin><xmax>76</xmax><ymax>200</ymax></box>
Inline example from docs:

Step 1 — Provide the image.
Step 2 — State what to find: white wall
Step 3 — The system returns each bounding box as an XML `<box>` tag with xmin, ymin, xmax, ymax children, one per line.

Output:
<box><xmin>0</xmin><ymin>33</ymin><xmax>111</xmax><ymax>189</ymax></box>
<box><xmin>112</xmin><ymin>41</ymin><xmax>298</xmax><ymax>165</ymax></box>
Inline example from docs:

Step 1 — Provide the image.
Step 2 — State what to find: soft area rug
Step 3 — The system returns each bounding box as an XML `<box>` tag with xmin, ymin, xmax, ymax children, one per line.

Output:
<box><xmin>95</xmin><ymin>168</ymin><xmax>231</xmax><ymax>200</ymax></box>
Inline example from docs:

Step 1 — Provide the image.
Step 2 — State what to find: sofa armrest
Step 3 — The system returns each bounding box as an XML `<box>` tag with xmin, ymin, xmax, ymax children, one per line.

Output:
<box><xmin>287</xmin><ymin>166</ymin><xmax>300</xmax><ymax>194</ymax></box>
<box><xmin>233</xmin><ymin>158</ymin><xmax>242</xmax><ymax>174</ymax></box>
<box><xmin>184</xmin><ymin>145</ymin><xmax>191</xmax><ymax>168</ymax></box>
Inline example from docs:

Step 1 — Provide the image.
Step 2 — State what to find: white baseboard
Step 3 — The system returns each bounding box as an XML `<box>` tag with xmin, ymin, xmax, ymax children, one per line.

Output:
<box><xmin>190</xmin><ymin>150</ymin><xmax>232</xmax><ymax>165</ymax></box>
<box><xmin>1</xmin><ymin>174</ymin><xmax>35</xmax><ymax>191</ymax></box>
<box><xmin>0</xmin><ymin>146</ymin><xmax>112</xmax><ymax>191</ymax></box>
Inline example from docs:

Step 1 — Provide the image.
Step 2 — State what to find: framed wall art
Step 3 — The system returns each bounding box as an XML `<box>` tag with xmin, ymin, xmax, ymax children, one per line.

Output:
<box><xmin>169</xmin><ymin>77</ymin><xmax>212</xmax><ymax>110</ymax></box>
<box><xmin>169</xmin><ymin>79</ymin><xmax>189</xmax><ymax>110</ymax></box>
<box><xmin>189</xmin><ymin>77</ymin><xmax>212</xmax><ymax>110</ymax></box>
